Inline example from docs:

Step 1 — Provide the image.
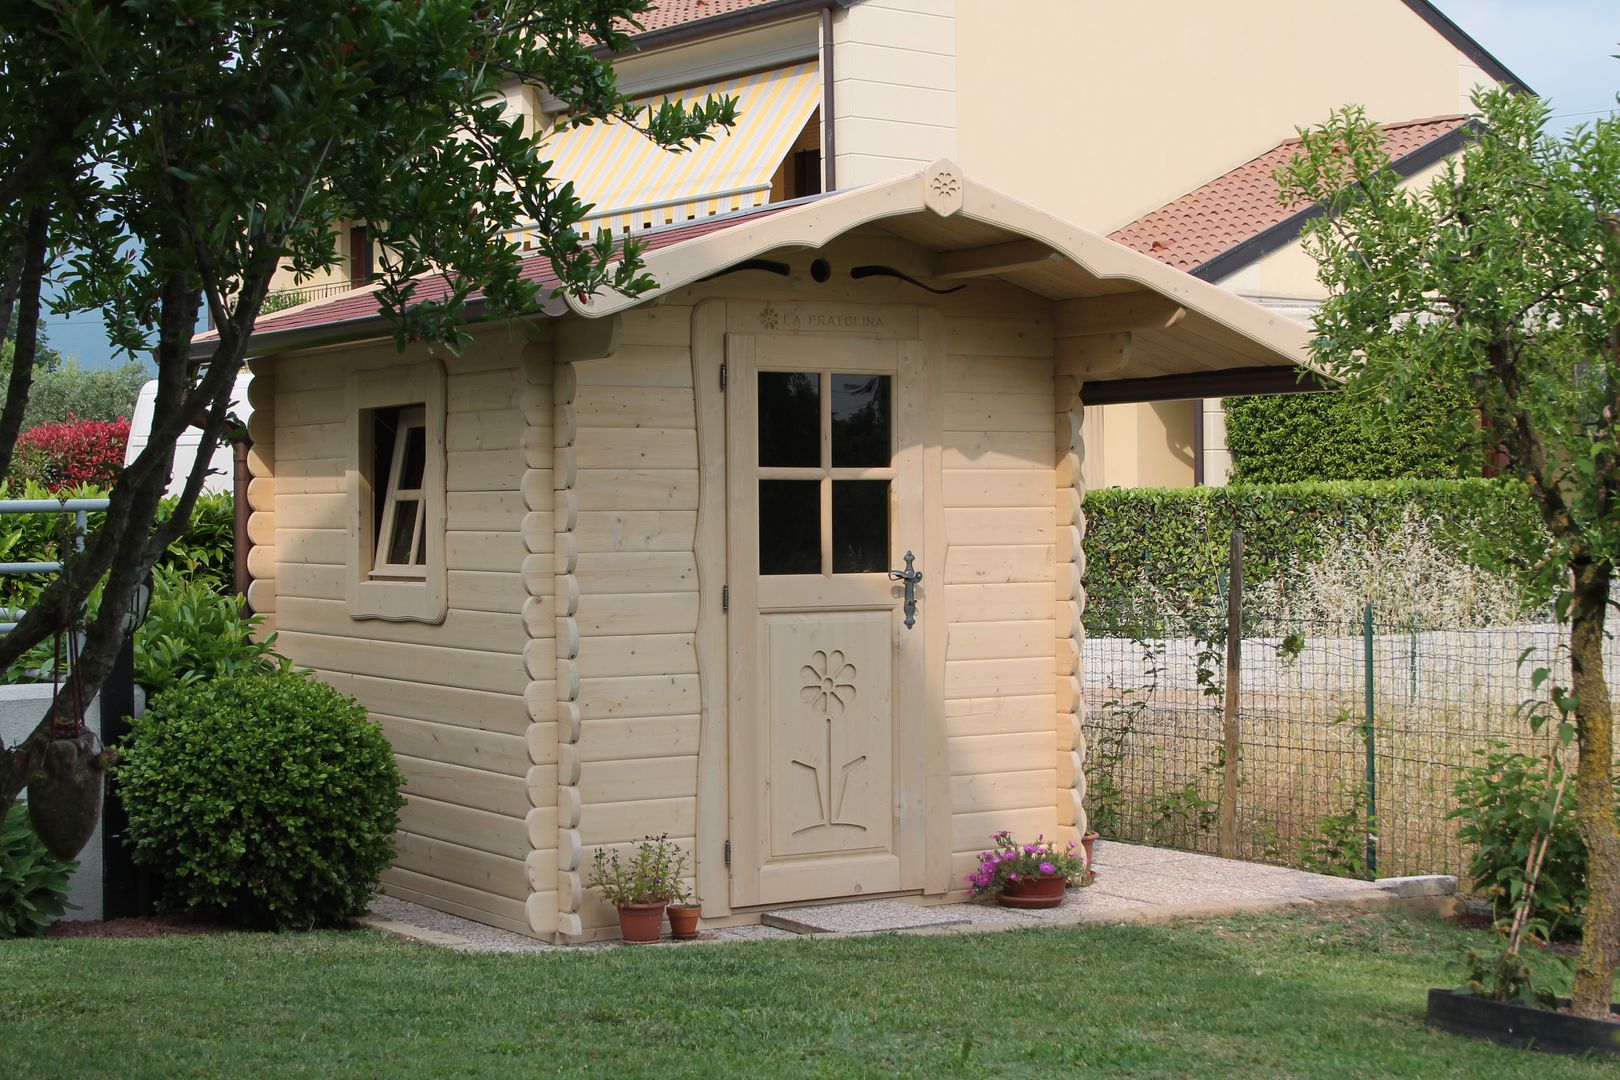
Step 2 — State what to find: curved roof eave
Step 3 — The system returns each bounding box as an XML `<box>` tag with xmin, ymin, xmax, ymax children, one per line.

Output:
<box><xmin>568</xmin><ymin>159</ymin><xmax>1317</xmax><ymax>375</ymax></box>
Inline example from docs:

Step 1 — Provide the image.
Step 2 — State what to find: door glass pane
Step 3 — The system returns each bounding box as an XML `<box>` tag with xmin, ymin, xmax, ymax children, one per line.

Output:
<box><xmin>832</xmin><ymin>480</ymin><xmax>888</xmax><ymax>574</ymax></box>
<box><xmin>831</xmin><ymin>374</ymin><xmax>891</xmax><ymax>467</ymax></box>
<box><xmin>758</xmin><ymin>372</ymin><xmax>820</xmax><ymax>467</ymax></box>
<box><xmin>387</xmin><ymin>500</ymin><xmax>419</xmax><ymax>566</ymax></box>
<box><xmin>759</xmin><ymin>480</ymin><xmax>820</xmax><ymax>574</ymax></box>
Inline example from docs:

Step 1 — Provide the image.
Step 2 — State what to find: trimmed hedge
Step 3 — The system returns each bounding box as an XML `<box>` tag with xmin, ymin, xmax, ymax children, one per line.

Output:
<box><xmin>1081</xmin><ymin>479</ymin><xmax>1543</xmax><ymax>631</ymax></box>
<box><xmin>1224</xmin><ymin>388</ymin><xmax>1486</xmax><ymax>483</ymax></box>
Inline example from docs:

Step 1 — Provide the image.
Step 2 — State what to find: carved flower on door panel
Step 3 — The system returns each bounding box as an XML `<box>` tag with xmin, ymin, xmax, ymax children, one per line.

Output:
<box><xmin>801</xmin><ymin>649</ymin><xmax>857</xmax><ymax>714</ymax></box>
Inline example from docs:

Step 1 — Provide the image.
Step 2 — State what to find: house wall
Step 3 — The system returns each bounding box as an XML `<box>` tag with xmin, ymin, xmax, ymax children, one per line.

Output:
<box><xmin>830</xmin><ymin>0</ymin><xmax>958</xmax><ymax>188</ymax></box>
<box><xmin>954</xmin><ymin>0</ymin><xmax>1490</xmax><ymax>233</ymax></box>
<box><xmin>249</xmin><ymin>329</ymin><xmax>551</xmax><ymax>937</ymax></box>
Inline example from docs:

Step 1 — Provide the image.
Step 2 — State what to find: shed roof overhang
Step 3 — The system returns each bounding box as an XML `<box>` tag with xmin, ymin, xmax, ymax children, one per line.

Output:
<box><xmin>220</xmin><ymin>161</ymin><xmax>1322</xmax><ymax>395</ymax></box>
<box><xmin>567</xmin><ymin>160</ymin><xmax>1320</xmax><ymax>391</ymax></box>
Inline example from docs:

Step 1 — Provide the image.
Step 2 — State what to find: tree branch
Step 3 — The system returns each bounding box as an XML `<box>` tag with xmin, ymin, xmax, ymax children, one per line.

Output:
<box><xmin>0</xmin><ymin>206</ymin><xmax>50</xmax><ymax>479</ymax></box>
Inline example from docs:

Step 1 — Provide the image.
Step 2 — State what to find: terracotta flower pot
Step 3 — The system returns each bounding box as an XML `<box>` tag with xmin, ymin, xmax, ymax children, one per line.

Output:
<box><xmin>667</xmin><ymin>903</ymin><xmax>701</xmax><ymax>940</ymax></box>
<box><xmin>616</xmin><ymin>901</ymin><xmax>669</xmax><ymax>943</ymax></box>
<box><xmin>996</xmin><ymin>874</ymin><xmax>1067</xmax><ymax>909</ymax></box>
<box><xmin>1081</xmin><ymin>832</ymin><xmax>1099</xmax><ymax>869</ymax></box>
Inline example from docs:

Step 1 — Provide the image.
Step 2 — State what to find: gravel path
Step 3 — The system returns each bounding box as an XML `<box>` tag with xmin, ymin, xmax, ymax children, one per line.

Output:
<box><xmin>359</xmin><ymin>842</ymin><xmax>1450</xmax><ymax>952</ymax></box>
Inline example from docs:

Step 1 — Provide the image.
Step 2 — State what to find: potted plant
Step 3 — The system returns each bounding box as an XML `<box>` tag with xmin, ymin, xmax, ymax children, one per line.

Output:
<box><xmin>589</xmin><ymin>834</ymin><xmax>686</xmax><ymax>943</ymax></box>
<box><xmin>666</xmin><ymin>885</ymin><xmax>701</xmax><ymax>941</ymax></box>
<box><xmin>965</xmin><ymin>831</ymin><xmax>1091</xmax><ymax>909</ymax></box>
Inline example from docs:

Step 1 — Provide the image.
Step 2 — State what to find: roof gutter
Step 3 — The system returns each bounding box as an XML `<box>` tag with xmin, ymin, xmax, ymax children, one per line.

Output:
<box><xmin>1192</xmin><ymin>120</ymin><xmax>1479</xmax><ymax>285</ymax></box>
<box><xmin>604</xmin><ymin>0</ymin><xmax>860</xmax><ymax>57</ymax></box>
<box><xmin>1399</xmin><ymin>0</ymin><xmax>1533</xmax><ymax>95</ymax></box>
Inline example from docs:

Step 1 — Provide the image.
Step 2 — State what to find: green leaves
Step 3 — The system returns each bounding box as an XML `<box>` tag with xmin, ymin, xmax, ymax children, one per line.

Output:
<box><xmin>0</xmin><ymin>803</ymin><xmax>78</xmax><ymax>938</ymax></box>
<box><xmin>1448</xmin><ymin>741</ymin><xmax>1618</xmax><ymax>941</ymax></box>
<box><xmin>116</xmin><ymin>671</ymin><xmax>405</xmax><ymax>930</ymax></box>
<box><xmin>2</xmin><ymin>0</ymin><xmax>740</xmax><ymax>353</ymax></box>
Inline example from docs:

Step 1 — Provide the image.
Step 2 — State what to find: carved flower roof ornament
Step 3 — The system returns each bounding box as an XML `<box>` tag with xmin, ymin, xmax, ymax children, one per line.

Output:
<box><xmin>924</xmin><ymin>160</ymin><xmax>964</xmax><ymax>217</ymax></box>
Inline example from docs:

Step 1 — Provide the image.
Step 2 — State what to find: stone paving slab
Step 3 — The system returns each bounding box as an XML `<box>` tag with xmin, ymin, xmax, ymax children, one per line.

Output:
<box><xmin>361</xmin><ymin>842</ymin><xmax>1456</xmax><ymax>951</ymax></box>
<box><xmin>763</xmin><ymin>898</ymin><xmax>971</xmax><ymax>935</ymax></box>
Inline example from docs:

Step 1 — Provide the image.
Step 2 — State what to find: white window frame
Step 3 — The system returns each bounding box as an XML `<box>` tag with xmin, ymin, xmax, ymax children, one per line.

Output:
<box><xmin>346</xmin><ymin>361</ymin><xmax>447</xmax><ymax>623</ymax></box>
<box><xmin>372</xmin><ymin>406</ymin><xmax>428</xmax><ymax>578</ymax></box>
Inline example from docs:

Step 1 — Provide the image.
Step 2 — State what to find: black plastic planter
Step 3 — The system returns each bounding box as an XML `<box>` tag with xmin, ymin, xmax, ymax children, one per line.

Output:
<box><xmin>1427</xmin><ymin>988</ymin><xmax>1620</xmax><ymax>1057</ymax></box>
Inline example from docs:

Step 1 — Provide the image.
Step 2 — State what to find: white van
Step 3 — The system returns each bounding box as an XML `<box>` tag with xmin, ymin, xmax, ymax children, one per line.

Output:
<box><xmin>123</xmin><ymin>374</ymin><xmax>253</xmax><ymax>497</ymax></box>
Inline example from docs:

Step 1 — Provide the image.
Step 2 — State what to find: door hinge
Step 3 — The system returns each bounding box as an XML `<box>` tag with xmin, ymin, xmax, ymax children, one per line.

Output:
<box><xmin>721</xmin><ymin>584</ymin><xmax>729</xmax><ymax>612</ymax></box>
<box><xmin>723</xmin><ymin>839</ymin><xmax>732</xmax><ymax>867</ymax></box>
<box><xmin>719</xmin><ymin>362</ymin><xmax>728</xmax><ymax>391</ymax></box>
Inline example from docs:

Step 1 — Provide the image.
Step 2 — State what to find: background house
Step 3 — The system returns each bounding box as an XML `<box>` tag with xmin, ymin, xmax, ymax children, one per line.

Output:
<box><xmin>267</xmin><ymin>0</ymin><xmax>1524</xmax><ymax>488</ymax></box>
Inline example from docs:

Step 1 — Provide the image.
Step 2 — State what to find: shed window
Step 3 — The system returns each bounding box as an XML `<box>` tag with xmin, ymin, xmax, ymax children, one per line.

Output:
<box><xmin>371</xmin><ymin>405</ymin><xmax>428</xmax><ymax>577</ymax></box>
<box><xmin>345</xmin><ymin>359</ymin><xmax>446</xmax><ymax>623</ymax></box>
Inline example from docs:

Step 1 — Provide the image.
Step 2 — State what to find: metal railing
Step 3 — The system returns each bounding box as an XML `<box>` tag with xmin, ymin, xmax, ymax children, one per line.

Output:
<box><xmin>0</xmin><ymin>498</ymin><xmax>108</xmax><ymax>634</ymax></box>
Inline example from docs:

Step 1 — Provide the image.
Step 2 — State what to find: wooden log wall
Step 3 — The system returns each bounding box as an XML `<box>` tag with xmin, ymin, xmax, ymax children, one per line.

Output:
<box><xmin>245</xmin><ymin>359</ymin><xmax>276</xmax><ymax>627</ymax></box>
<box><xmin>521</xmin><ymin>341</ymin><xmax>559</xmax><ymax>937</ymax></box>
<box><xmin>555</xmin><ymin>306</ymin><xmax>703</xmax><ymax>937</ymax></box>
<box><xmin>254</xmin><ymin>333</ymin><xmax>543</xmax><ymax>936</ymax></box>
<box><xmin>937</xmin><ymin>302</ymin><xmax>1063</xmax><ymax>889</ymax></box>
<box><xmin>1054</xmin><ymin>372</ymin><xmax>1088</xmax><ymax>847</ymax></box>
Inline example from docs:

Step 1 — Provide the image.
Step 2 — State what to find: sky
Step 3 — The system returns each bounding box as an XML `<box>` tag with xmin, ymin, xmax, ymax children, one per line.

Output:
<box><xmin>34</xmin><ymin>0</ymin><xmax>1620</xmax><ymax>372</ymax></box>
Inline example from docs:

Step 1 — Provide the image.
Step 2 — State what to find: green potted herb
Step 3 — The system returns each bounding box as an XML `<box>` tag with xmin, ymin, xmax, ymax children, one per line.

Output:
<box><xmin>666</xmin><ymin>884</ymin><xmax>701</xmax><ymax>941</ymax></box>
<box><xmin>590</xmin><ymin>834</ymin><xmax>687</xmax><ymax>943</ymax></box>
<box><xmin>966</xmin><ymin>831</ymin><xmax>1091</xmax><ymax>909</ymax></box>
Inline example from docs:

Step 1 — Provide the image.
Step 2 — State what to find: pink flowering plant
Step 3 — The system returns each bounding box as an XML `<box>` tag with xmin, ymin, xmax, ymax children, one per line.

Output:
<box><xmin>966</xmin><ymin>831</ymin><xmax>1091</xmax><ymax>896</ymax></box>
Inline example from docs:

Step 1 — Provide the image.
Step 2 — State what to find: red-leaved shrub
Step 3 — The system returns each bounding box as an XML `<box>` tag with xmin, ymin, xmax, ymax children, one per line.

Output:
<box><xmin>10</xmin><ymin>417</ymin><xmax>130</xmax><ymax>491</ymax></box>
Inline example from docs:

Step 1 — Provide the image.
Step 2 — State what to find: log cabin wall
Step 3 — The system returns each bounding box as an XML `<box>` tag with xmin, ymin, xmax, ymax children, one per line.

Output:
<box><xmin>554</xmin><ymin>304</ymin><xmax>704</xmax><ymax>937</ymax></box>
<box><xmin>253</xmin><ymin>329</ymin><xmax>548</xmax><ymax>937</ymax></box>
<box><xmin>253</xmin><ymin>228</ymin><xmax>1085</xmax><ymax>937</ymax></box>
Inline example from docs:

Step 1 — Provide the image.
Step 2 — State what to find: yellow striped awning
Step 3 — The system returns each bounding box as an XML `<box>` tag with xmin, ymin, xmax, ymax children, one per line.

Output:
<box><xmin>534</xmin><ymin>61</ymin><xmax>821</xmax><ymax>240</ymax></box>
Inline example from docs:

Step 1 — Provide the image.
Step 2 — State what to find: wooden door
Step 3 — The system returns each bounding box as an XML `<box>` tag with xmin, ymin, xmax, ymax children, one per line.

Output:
<box><xmin>726</xmin><ymin>332</ymin><xmax>927</xmax><ymax>907</ymax></box>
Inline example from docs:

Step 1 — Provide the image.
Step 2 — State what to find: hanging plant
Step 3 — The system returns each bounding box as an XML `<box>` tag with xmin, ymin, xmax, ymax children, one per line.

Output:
<box><xmin>24</xmin><ymin>526</ymin><xmax>108</xmax><ymax>860</ymax></box>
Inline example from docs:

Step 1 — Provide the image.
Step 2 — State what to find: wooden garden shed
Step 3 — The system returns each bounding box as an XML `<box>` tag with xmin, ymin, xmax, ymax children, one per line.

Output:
<box><xmin>227</xmin><ymin>163</ymin><xmax>1309</xmax><ymax>940</ymax></box>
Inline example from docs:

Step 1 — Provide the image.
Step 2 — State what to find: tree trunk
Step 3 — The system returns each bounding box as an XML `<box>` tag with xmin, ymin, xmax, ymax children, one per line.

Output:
<box><xmin>1568</xmin><ymin>558</ymin><xmax>1620</xmax><ymax>1018</ymax></box>
<box><xmin>0</xmin><ymin>206</ymin><xmax>49</xmax><ymax>479</ymax></box>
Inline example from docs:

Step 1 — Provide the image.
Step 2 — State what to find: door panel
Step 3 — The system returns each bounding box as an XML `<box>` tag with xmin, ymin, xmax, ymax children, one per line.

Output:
<box><xmin>766</xmin><ymin>611</ymin><xmax>894</xmax><ymax>858</ymax></box>
<box><xmin>727</xmin><ymin>331</ymin><xmax>925</xmax><ymax>907</ymax></box>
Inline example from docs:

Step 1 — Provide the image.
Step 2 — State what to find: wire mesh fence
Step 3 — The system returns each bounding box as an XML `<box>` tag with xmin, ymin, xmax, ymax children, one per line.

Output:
<box><xmin>1082</xmin><ymin>585</ymin><xmax>1609</xmax><ymax>885</ymax></box>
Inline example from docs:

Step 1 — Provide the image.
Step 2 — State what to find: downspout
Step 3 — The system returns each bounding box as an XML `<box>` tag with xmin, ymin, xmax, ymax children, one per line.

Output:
<box><xmin>1192</xmin><ymin>399</ymin><xmax>1205</xmax><ymax>486</ymax></box>
<box><xmin>821</xmin><ymin>5</ymin><xmax>837</xmax><ymax>192</ymax></box>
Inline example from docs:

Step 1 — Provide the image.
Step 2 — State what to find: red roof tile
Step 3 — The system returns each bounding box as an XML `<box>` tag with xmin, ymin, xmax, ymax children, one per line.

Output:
<box><xmin>633</xmin><ymin>0</ymin><xmax>786</xmax><ymax>35</ymax></box>
<box><xmin>230</xmin><ymin>198</ymin><xmax>810</xmax><ymax>341</ymax></box>
<box><xmin>1109</xmin><ymin>116</ymin><xmax>1470</xmax><ymax>276</ymax></box>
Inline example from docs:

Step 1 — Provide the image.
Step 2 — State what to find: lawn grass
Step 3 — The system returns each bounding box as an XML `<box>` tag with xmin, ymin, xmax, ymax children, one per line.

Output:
<box><xmin>2</xmin><ymin>908</ymin><xmax>1614</xmax><ymax>1078</ymax></box>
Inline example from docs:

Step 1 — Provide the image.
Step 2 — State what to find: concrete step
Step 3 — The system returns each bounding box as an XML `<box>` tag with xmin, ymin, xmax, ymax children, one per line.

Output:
<box><xmin>762</xmin><ymin>898</ymin><xmax>972</xmax><ymax>935</ymax></box>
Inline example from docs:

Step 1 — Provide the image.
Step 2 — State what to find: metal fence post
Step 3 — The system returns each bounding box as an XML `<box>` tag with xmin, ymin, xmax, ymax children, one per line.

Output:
<box><xmin>1363</xmin><ymin>601</ymin><xmax>1378</xmax><ymax>879</ymax></box>
<box><xmin>1219</xmin><ymin>528</ymin><xmax>1243</xmax><ymax>859</ymax></box>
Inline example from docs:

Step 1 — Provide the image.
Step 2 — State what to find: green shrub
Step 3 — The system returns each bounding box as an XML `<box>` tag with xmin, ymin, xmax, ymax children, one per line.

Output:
<box><xmin>134</xmin><ymin>564</ymin><xmax>291</xmax><ymax>693</ymax></box>
<box><xmin>155</xmin><ymin>491</ymin><xmax>236</xmax><ymax>594</ymax></box>
<box><xmin>1081</xmin><ymin>479</ymin><xmax>1546</xmax><ymax>631</ymax></box>
<box><xmin>117</xmin><ymin>672</ymin><xmax>405</xmax><ymax>930</ymax></box>
<box><xmin>1449</xmin><ymin>742</ymin><xmax>1619</xmax><ymax>940</ymax></box>
<box><xmin>0</xmin><ymin>803</ymin><xmax>77</xmax><ymax>938</ymax></box>
<box><xmin>0</xmin><ymin>486</ymin><xmax>236</xmax><ymax>685</ymax></box>
<box><xmin>1224</xmin><ymin>386</ymin><xmax>1485</xmax><ymax>483</ymax></box>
